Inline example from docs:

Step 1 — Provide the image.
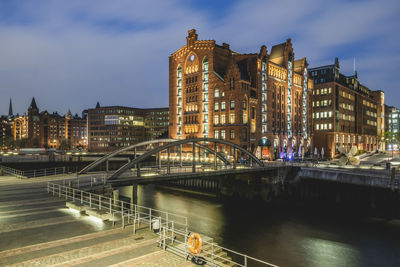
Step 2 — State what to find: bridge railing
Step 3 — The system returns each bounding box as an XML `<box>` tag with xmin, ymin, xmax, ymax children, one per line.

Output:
<box><xmin>0</xmin><ymin>165</ymin><xmax>68</xmax><ymax>178</ymax></box>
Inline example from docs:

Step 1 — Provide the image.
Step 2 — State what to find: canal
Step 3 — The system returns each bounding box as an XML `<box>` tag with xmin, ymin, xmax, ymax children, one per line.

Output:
<box><xmin>135</xmin><ymin>184</ymin><xmax>400</xmax><ymax>267</ymax></box>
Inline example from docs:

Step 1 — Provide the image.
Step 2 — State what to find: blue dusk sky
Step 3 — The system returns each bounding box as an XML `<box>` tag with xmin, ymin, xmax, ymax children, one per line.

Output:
<box><xmin>0</xmin><ymin>0</ymin><xmax>399</xmax><ymax>116</ymax></box>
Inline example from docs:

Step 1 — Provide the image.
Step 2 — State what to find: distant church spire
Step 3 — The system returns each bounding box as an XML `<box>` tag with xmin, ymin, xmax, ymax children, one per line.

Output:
<box><xmin>29</xmin><ymin>97</ymin><xmax>38</xmax><ymax>110</ymax></box>
<box><xmin>95</xmin><ymin>101</ymin><xmax>101</xmax><ymax>108</ymax></box>
<box><xmin>8</xmin><ymin>98</ymin><xmax>13</xmax><ymax>117</ymax></box>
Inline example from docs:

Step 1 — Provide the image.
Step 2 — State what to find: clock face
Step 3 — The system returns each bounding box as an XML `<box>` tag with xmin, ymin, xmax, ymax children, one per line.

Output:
<box><xmin>189</xmin><ymin>54</ymin><xmax>195</xmax><ymax>62</ymax></box>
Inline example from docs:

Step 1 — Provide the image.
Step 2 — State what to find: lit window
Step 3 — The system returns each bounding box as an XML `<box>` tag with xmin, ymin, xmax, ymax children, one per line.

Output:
<box><xmin>221</xmin><ymin>115</ymin><xmax>226</xmax><ymax>124</ymax></box>
<box><xmin>329</xmin><ymin>123</ymin><xmax>332</xmax><ymax>129</ymax></box>
<box><xmin>215</xmin><ymin>90</ymin><xmax>219</xmax><ymax>98</ymax></box>
<box><xmin>221</xmin><ymin>102</ymin><xmax>226</xmax><ymax>110</ymax></box>
<box><xmin>214</xmin><ymin>115</ymin><xmax>219</xmax><ymax>124</ymax></box>
<box><xmin>230</xmin><ymin>114</ymin><xmax>235</xmax><ymax>124</ymax></box>
<box><xmin>215</xmin><ymin>102</ymin><xmax>219</xmax><ymax>111</ymax></box>
<box><xmin>214</xmin><ymin>130</ymin><xmax>219</xmax><ymax>139</ymax></box>
<box><xmin>230</xmin><ymin>130</ymin><xmax>235</xmax><ymax>140</ymax></box>
<box><xmin>221</xmin><ymin>130</ymin><xmax>226</xmax><ymax>140</ymax></box>
<box><xmin>230</xmin><ymin>100</ymin><xmax>235</xmax><ymax>110</ymax></box>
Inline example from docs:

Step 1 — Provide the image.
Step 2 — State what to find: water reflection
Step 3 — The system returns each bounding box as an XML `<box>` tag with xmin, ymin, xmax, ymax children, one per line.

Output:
<box><xmin>136</xmin><ymin>185</ymin><xmax>400</xmax><ymax>267</ymax></box>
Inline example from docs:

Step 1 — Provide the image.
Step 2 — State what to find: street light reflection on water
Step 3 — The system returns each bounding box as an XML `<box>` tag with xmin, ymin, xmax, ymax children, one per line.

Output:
<box><xmin>135</xmin><ymin>184</ymin><xmax>400</xmax><ymax>267</ymax></box>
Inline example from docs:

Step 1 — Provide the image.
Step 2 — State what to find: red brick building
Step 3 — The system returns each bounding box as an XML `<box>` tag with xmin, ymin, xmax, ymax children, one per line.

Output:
<box><xmin>169</xmin><ymin>29</ymin><xmax>313</xmax><ymax>159</ymax></box>
<box><xmin>10</xmin><ymin>98</ymin><xmax>87</xmax><ymax>149</ymax></box>
<box><xmin>309</xmin><ymin>58</ymin><xmax>381</xmax><ymax>158</ymax></box>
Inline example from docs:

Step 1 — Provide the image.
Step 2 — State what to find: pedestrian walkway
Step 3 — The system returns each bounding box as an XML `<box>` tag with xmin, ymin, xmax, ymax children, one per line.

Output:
<box><xmin>0</xmin><ymin>175</ymin><xmax>195</xmax><ymax>267</ymax></box>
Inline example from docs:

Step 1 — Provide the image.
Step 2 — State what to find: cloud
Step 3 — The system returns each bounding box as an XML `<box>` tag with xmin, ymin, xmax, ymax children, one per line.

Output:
<box><xmin>0</xmin><ymin>0</ymin><xmax>399</xmax><ymax>115</ymax></box>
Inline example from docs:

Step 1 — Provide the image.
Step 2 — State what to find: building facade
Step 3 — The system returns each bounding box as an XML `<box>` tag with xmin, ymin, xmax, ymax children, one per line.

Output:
<box><xmin>309</xmin><ymin>59</ymin><xmax>380</xmax><ymax>158</ymax></box>
<box><xmin>8</xmin><ymin>98</ymin><xmax>87</xmax><ymax>149</ymax></box>
<box><xmin>169</xmin><ymin>29</ymin><xmax>313</xmax><ymax>159</ymax></box>
<box><xmin>87</xmin><ymin>105</ymin><xmax>168</xmax><ymax>152</ymax></box>
<box><xmin>0</xmin><ymin>116</ymin><xmax>12</xmax><ymax>149</ymax></box>
<box><xmin>385</xmin><ymin>105</ymin><xmax>400</xmax><ymax>151</ymax></box>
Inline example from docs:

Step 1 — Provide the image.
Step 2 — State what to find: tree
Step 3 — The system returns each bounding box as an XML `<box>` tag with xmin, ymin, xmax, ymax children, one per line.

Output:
<box><xmin>59</xmin><ymin>139</ymin><xmax>72</xmax><ymax>150</ymax></box>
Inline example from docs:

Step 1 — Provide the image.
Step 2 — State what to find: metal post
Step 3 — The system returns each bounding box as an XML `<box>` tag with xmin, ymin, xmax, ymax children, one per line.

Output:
<box><xmin>59</xmin><ymin>184</ymin><xmax>61</xmax><ymax>197</ymax></box>
<box><xmin>192</xmin><ymin>142</ymin><xmax>196</xmax><ymax>173</ymax></box>
<box><xmin>233</xmin><ymin>148</ymin><xmax>236</xmax><ymax>169</ymax></box>
<box><xmin>44</xmin><ymin>168</ymin><xmax>47</xmax><ymax>176</ymax></box>
<box><xmin>149</xmin><ymin>208</ymin><xmax>152</xmax><ymax>230</ymax></box>
<box><xmin>180</xmin><ymin>144</ymin><xmax>183</xmax><ymax>168</ymax></box>
<box><xmin>171</xmin><ymin>221</ymin><xmax>174</xmax><ymax>244</ymax></box>
<box><xmin>99</xmin><ymin>195</ymin><xmax>102</xmax><ymax>210</ymax></box>
<box><xmin>163</xmin><ymin>226</ymin><xmax>166</xmax><ymax>251</ymax></box>
<box><xmin>214</xmin><ymin>142</ymin><xmax>217</xmax><ymax>170</ymax></box>
<box><xmin>106</xmin><ymin>160</ymin><xmax>109</xmax><ymax>173</ymax></box>
<box><xmin>72</xmin><ymin>189</ymin><xmax>75</xmax><ymax>202</ymax></box>
<box><xmin>167</xmin><ymin>148</ymin><xmax>171</xmax><ymax>174</ymax></box>
<box><xmin>47</xmin><ymin>182</ymin><xmax>49</xmax><ymax>193</ymax></box>
<box><xmin>110</xmin><ymin>198</ymin><xmax>112</xmax><ymax>213</ymax></box>
<box><xmin>244</xmin><ymin>255</ymin><xmax>248</xmax><ymax>267</ymax></box>
<box><xmin>137</xmin><ymin>163</ymin><xmax>141</xmax><ymax>177</ymax></box>
<box><xmin>34</xmin><ymin>169</ymin><xmax>36</xmax><ymax>177</ymax></box>
<box><xmin>158</xmin><ymin>151</ymin><xmax>161</xmax><ymax>169</ymax></box>
<box><xmin>134</xmin><ymin>148</ymin><xmax>137</xmax><ymax>170</ymax></box>
<box><xmin>89</xmin><ymin>193</ymin><xmax>92</xmax><ymax>208</ymax></box>
<box><xmin>81</xmin><ymin>191</ymin><xmax>83</xmax><ymax>204</ymax></box>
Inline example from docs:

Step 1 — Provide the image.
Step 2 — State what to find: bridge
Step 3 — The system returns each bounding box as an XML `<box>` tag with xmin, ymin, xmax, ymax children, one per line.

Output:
<box><xmin>75</xmin><ymin>138</ymin><xmax>400</xmax><ymax>193</ymax></box>
<box><xmin>78</xmin><ymin>138</ymin><xmax>264</xmax><ymax>180</ymax></box>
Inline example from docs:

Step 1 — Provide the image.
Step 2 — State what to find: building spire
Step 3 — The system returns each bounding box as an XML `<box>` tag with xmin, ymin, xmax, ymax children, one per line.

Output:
<box><xmin>8</xmin><ymin>98</ymin><xmax>13</xmax><ymax>117</ymax></box>
<box><xmin>29</xmin><ymin>97</ymin><xmax>38</xmax><ymax>110</ymax></box>
<box><xmin>95</xmin><ymin>101</ymin><xmax>100</xmax><ymax>108</ymax></box>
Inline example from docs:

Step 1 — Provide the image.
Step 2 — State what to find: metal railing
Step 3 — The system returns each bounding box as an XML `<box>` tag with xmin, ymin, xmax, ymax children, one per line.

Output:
<box><xmin>157</xmin><ymin>223</ymin><xmax>278</xmax><ymax>267</ymax></box>
<box><xmin>0</xmin><ymin>165</ymin><xmax>68</xmax><ymax>178</ymax></box>
<box><xmin>0</xmin><ymin>165</ymin><xmax>26</xmax><ymax>178</ymax></box>
<box><xmin>46</xmin><ymin>182</ymin><xmax>279</xmax><ymax>267</ymax></box>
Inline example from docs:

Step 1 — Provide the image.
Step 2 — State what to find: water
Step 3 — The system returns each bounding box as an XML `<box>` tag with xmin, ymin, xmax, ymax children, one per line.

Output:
<box><xmin>135</xmin><ymin>184</ymin><xmax>400</xmax><ymax>267</ymax></box>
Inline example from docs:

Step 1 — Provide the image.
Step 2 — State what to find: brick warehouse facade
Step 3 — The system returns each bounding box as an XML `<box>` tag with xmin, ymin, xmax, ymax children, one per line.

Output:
<box><xmin>169</xmin><ymin>29</ymin><xmax>313</xmax><ymax>159</ymax></box>
<box><xmin>309</xmin><ymin>58</ymin><xmax>382</xmax><ymax>158</ymax></box>
<box><xmin>8</xmin><ymin>98</ymin><xmax>87</xmax><ymax>149</ymax></box>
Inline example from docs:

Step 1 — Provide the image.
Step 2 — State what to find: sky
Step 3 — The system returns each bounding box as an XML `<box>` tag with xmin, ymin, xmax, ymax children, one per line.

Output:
<box><xmin>0</xmin><ymin>0</ymin><xmax>399</xmax><ymax>116</ymax></box>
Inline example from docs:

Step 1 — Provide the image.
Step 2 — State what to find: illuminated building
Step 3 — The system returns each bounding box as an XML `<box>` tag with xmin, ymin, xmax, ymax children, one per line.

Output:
<box><xmin>9</xmin><ymin>98</ymin><xmax>87</xmax><ymax>149</ymax></box>
<box><xmin>87</xmin><ymin>105</ymin><xmax>168</xmax><ymax>152</ymax></box>
<box><xmin>309</xmin><ymin>58</ymin><xmax>381</xmax><ymax>158</ymax></box>
<box><xmin>385</xmin><ymin>105</ymin><xmax>400</xmax><ymax>151</ymax></box>
<box><xmin>169</xmin><ymin>29</ymin><xmax>313</xmax><ymax>159</ymax></box>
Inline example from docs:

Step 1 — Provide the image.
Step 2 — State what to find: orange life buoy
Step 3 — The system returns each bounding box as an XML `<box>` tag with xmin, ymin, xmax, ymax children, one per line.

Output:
<box><xmin>187</xmin><ymin>233</ymin><xmax>203</xmax><ymax>254</ymax></box>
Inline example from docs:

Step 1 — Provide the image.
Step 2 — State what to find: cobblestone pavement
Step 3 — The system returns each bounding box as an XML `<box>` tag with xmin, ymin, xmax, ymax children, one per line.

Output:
<box><xmin>0</xmin><ymin>175</ymin><xmax>195</xmax><ymax>267</ymax></box>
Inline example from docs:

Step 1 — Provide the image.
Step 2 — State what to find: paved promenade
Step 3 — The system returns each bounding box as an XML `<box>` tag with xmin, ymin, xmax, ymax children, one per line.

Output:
<box><xmin>0</xmin><ymin>175</ymin><xmax>195</xmax><ymax>267</ymax></box>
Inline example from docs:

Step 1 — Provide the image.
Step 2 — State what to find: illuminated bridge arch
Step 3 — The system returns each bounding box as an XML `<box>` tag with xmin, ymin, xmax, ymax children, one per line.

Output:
<box><xmin>78</xmin><ymin>139</ymin><xmax>230</xmax><ymax>175</ymax></box>
<box><xmin>109</xmin><ymin>138</ymin><xmax>264</xmax><ymax>180</ymax></box>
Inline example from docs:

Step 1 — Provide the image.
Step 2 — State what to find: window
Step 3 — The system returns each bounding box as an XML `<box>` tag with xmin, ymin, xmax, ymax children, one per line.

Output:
<box><xmin>230</xmin><ymin>130</ymin><xmax>235</xmax><ymax>140</ymax></box>
<box><xmin>243</xmin><ymin>99</ymin><xmax>247</xmax><ymax>110</ymax></box>
<box><xmin>243</xmin><ymin>112</ymin><xmax>248</xmax><ymax>124</ymax></box>
<box><xmin>221</xmin><ymin>130</ymin><xmax>226</xmax><ymax>140</ymax></box>
<box><xmin>214</xmin><ymin>115</ymin><xmax>219</xmax><ymax>124</ymax></box>
<box><xmin>214</xmin><ymin>90</ymin><xmax>219</xmax><ymax>98</ymax></box>
<box><xmin>230</xmin><ymin>100</ymin><xmax>235</xmax><ymax>110</ymax></box>
<box><xmin>251</xmin><ymin>107</ymin><xmax>255</xmax><ymax>119</ymax></box>
<box><xmin>203</xmin><ymin>114</ymin><xmax>208</xmax><ymax>123</ymax></box>
<box><xmin>221</xmin><ymin>102</ymin><xmax>226</xmax><ymax>111</ymax></box>
<box><xmin>203</xmin><ymin>103</ymin><xmax>208</xmax><ymax>112</ymax></box>
<box><xmin>230</xmin><ymin>114</ymin><xmax>235</xmax><ymax>124</ymax></box>
<box><xmin>329</xmin><ymin>123</ymin><xmax>332</xmax><ymax>129</ymax></box>
<box><xmin>221</xmin><ymin>114</ymin><xmax>226</xmax><ymax>124</ymax></box>
<box><xmin>316</xmin><ymin>124</ymin><xmax>319</xmax><ymax>130</ymax></box>
<box><xmin>214</xmin><ymin>130</ymin><xmax>219</xmax><ymax>139</ymax></box>
<box><xmin>214</xmin><ymin>102</ymin><xmax>219</xmax><ymax>111</ymax></box>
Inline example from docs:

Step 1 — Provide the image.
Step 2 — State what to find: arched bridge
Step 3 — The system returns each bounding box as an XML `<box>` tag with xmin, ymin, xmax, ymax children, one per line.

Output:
<box><xmin>79</xmin><ymin>138</ymin><xmax>264</xmax><ymax>180</ymax></box>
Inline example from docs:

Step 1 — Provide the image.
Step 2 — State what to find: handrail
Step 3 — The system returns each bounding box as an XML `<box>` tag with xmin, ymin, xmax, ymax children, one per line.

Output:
<box><xmin>46</xmin><ymin>181</ymin><xmax>278</xmax><ymax>267</ymax></box>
